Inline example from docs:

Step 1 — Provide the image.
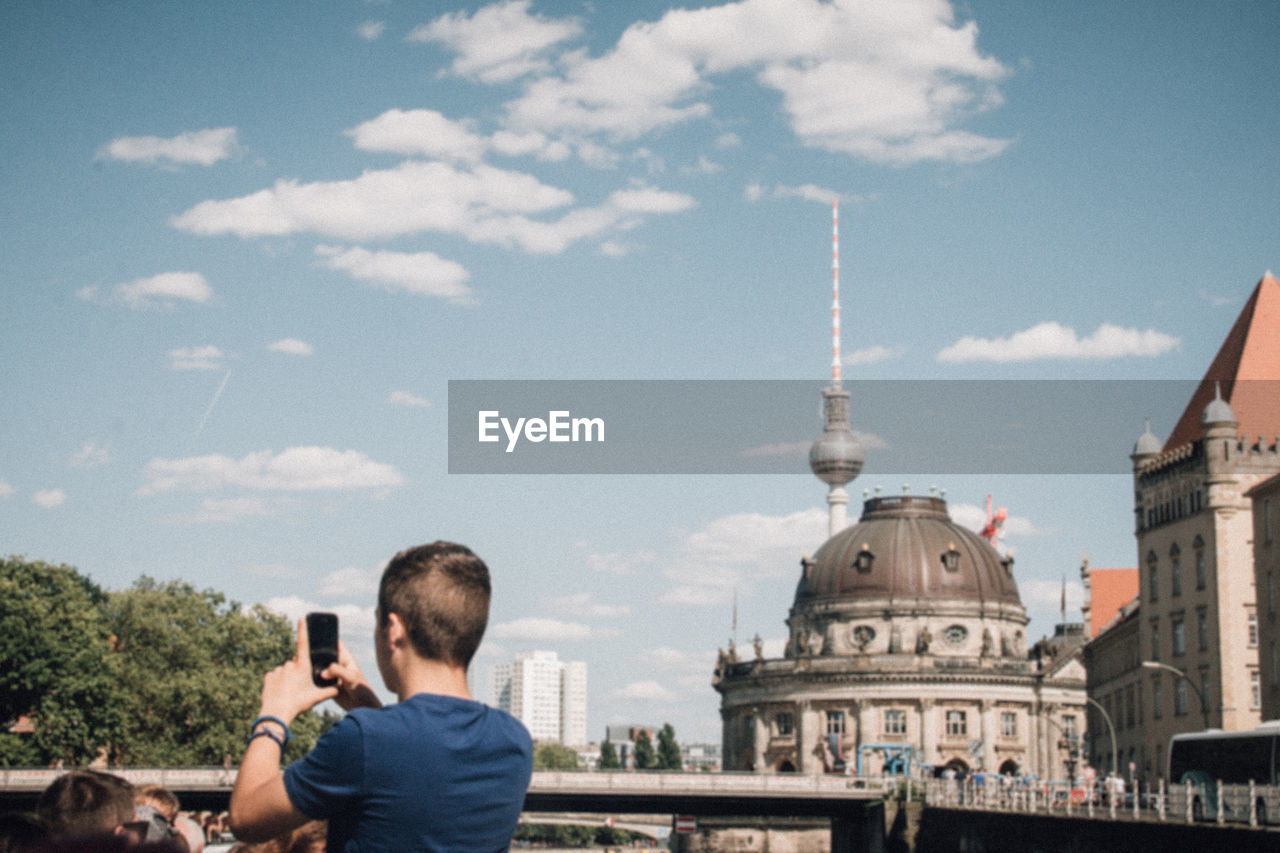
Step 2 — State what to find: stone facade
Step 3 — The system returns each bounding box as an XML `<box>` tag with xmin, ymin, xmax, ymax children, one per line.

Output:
<box><xmin>1248</xmin><ymin>473</ymin><xmax>1280</xmax><ymax>720</ymax></box>
<box><xmin>715</xmin><ymin>494</ymin><xmax>1087</xmax><ymax>780</ymax></box>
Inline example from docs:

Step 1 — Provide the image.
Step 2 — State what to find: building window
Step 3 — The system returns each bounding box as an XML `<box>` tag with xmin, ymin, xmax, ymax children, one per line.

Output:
<box><xmin>1249</xmin><ymin>610</ymin><xmax>1259</xmax><ymax>647</ymax></box>
<box><xmin>1062</xmin><ymin>715</ymin><xmax>1078</xmax><ymax>742</ymax></box>
<box><xmin>1126</xmin><ymin>686</ymin><xmax>1136</xmax><ymax>729</ymax></box>
<box><xmin>1273</xmin><ymin>641</ymin><xmax>1279</xmax><ymax>686</ymax></box>
<box><xmin>884</xmin><ymin>710</ymin><xmax>906</xmax><ymax>736</ymax></box>
<box><xmin>1170</xmin><ymin>544</ymin><xmax>1182</xmax><ymax>596</ymax></box>
<box><xmin>1147</xmin><ymin>551</ymin><xmax>1159</xmax><ymax>602</ymax></box>
<box><xmin>1200</xmin><ymin>671</ymin><xmax>1211</xmax><ymax>716</ymax></box>
<box><xmin>1000</xmin><ymin>712</ymin><xmax>1017</xmax><ymax>738</ymax></box>
<box><xmin>1173</xmin><ymin>618</ymin><xmax>1186</xmax><ymax>656</ymax></box>
<box><xmin>826</xmin><ymin>711</ymin><xmax>845</xmax><ymax>735</ymax></box>
<box><xmin>946</xmin><ymin>710</ymin><xmax>967</xmax><ymax>738</ymax></box>
<box><xmin>1153</xmin><ymin>677</ymin><xmax>1163</xmax><ymax>720</ymax></box>
<box><xmin>1175</xmin><ymin>678</ymin><xmax>1188</xmax><ymax>717</ymax></box>
<box><xmin>1198</xmin><ymin>609</ymin><xmax>1209</xmax><ymax>652</ymax></box>
<box><xmin>776</xmin><ymin>713</ymin><xmax>794</xmax><ymax>736</ymax></box>
<box><xmin>1252</xmin><ymin>671</ymin><xmax>1262</xmax><ymax>710</ymax></box>
<box><xmin>1194</xmin><ymin>538</ymin><xmax>1206</xmax><ymax>590</ymax></box>
<box><xmin>1151</xmin><ymin>622</ymin><xmax>1160</xmax><ymax>662</ymax></box>
<box><xmin>1271</xmin><ymin>571</ymin><xmax>1277</xmax><ymax>616</ymax></box>
<box><xmin>1266</xmin><ymin>498</ymin><xmax>1273</xmax><ymax>544</ymax></box>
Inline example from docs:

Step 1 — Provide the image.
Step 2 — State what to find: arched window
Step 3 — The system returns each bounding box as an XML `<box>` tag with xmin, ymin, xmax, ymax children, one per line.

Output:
<box><xmin>1147</xmin><ymin>550</ymin><xmax>1159</xmax><ymax>602</ymax></box>
<box><xmin>1169</xmin><ymin>543</ymin><xmax>1181</xmax><ymax>596</ymax></box>
<box><xmin>1193</xmin><ymin>536</ymin><xmax>1206</xmax><ymax>590</ymax></box>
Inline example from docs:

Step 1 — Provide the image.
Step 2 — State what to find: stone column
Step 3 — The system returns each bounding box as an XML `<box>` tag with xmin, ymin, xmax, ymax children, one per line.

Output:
<box><xmin>919</xmin><ymin>699</ymin><xmax>936</xmax><ymax>767</ymax></box>
<box><xmin>856</xmin><ymin>700</ymin><xmax>875</xmax><ymax>775</ymax></box>
<box><xmin>752</xmin><ymin>707</ymin><xmax>767</xmax><ymax>772</ymax></box>
<box><xmin>798</xmin><ymin>701</ymin><xmax>820</xmax><ymax>774</ymax></box>
<box><xmin>980</xmin><ymin>699</ymin><xmax>995</xmax><ymax>772</ymax></box>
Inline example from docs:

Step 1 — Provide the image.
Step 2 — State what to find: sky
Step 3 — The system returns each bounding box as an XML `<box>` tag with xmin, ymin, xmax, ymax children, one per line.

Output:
<box><xmin>2</xmin><ymin>0</ymin><xmax>1278</xmax><ymax>746</ymax></box>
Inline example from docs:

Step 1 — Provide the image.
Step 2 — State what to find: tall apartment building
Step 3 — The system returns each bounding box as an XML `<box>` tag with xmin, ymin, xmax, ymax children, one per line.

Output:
<box><xmin>490</xmin><ymin>650</ymin><xmax>588</xmax><ymax>746</ymax></box>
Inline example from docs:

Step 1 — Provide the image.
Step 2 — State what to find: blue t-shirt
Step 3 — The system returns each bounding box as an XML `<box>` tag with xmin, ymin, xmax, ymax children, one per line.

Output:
<box><xmin>284</xmin><ymin>694</ymin><xmax>533</xmax><ymax>853</ymax></box>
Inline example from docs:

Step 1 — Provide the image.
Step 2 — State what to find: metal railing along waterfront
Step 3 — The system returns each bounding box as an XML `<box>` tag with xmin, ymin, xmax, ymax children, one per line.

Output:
<box><xmin>925</xmin><ymin>775</ymin><xmax>1280</xmax><ymax>829</ymax></box>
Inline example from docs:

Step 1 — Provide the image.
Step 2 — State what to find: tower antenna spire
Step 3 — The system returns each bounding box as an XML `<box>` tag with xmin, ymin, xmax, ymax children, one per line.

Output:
<box><xmin>832</xmin><ymin>198</ymin><xmax>841</xmax><ymax>386</ymax></box>
<box><xmin>810</xmin><ymin>195</ymin><xmax>863</xmax><ymax>536</ymax></box>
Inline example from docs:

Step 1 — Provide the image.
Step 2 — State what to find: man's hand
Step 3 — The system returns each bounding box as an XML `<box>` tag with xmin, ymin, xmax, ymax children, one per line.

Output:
<box><xmin>325</xmin><ymin>640</ymin><xmax>382</xmax><ymax>711</ymax></box>
<box><xmin>257</xmin><ymin>617</ymin><xmax>339</xmax><ymax>724</ymax></box>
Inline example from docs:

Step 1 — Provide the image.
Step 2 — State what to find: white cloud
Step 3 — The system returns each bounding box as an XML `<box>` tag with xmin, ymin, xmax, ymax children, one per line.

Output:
<box><xmin>69</xmin><ymin>441</ymin><xmax>109</xmax><ymax>469</ymax></box>
<box><xmin>173</xmin><ymin>161</ymin><xmax>694</xmax><ymax>254</ymax></box>
<box><xmin>746</xmin><ymin>183</ymin><xmax>876</xmax><ymax>205</ymax></box>
<box><xmin>318</xmin><ymin>566</ymin><xmax>382</xmax><ymax>599</ymax></box>
<box><xmin>102</xmin><ymin>272</ymin><xmax>213</xmax><ymax>309</ymax></box>
<box><xmin>408</xmin><ymin>0</ymin><xmax>584</xmax><ymax>84</ymax></box>
<box><xmin>489</xmin><ymin>617</ymin><xmax>600</xmax><ymax>642</ymax></box>
<box><xmin>584</xmin><ymin>549</ymin><xmax>657</xmax><ymax>576</ymax></box>
<box><xmin>716</xmin><ymin>132</ymin><xmax>742</xmax><ymax>148</ymax></box>
<box><xmin>33</xmin><ymin>489</ymin><xmax>67</xmax><ymax>509</ymax></box>
<box><xmin>937</xmin><ymin>322</ymin><xmax>1180</xmax><ymax>363</ymax></box>
<box><xmin>844</xmin><ymin>345</ymin><xmax>898</xmax><ymax>366</ymax></box>
<box><xmin>356</xmin><ymin>20</ymin><xmax>385</xmax><ymax>41</ymax></box>
<box><xmin>496</xmin><ymin>0</ymin><xmax>1009</xmax><ymax>164</ymax></box>
<box><xmin>267</xmin><ymin>338</ymin><xmax>314</xmax><ymax>356</ymax></box>
<box><xmin>346</xmin><ymin>109</ymin><xmax>489</xmax><ymax>162</ymax></box>
<box><xmin>0</xmin><ymin>480</ymin><xmax>14</xmax><ymax>499</ymax></box>
<box><xmin>742</xmin><ymin>430</ymin><xmax>887</xmax><ymax>458</ymax></box>
<box><xmin>1020</xmin><ymin>579</ymin><xmax>1085</xmax><ymax>616</ymax></box>
<box><xmin>261</xmin><ymin>596</ymin><xmax>378</xmax><ymax>648</ymax></box>
<box><xmin>388</xmin><ymin>390</ymin><xmax>430</xmax><ymax>408</ymax></box>
<box><xmin>659</xmin><ymin>508</ymin><xmax>827</xmax><ymax>605</ymax></box>
<box><xmin>315</xmin><ymin>245</ymin><xmax>474</xmax><ymax>303</ymax></box>
<box><xmin>166</xmin><ymin>496</ymin><xmax>284</xmax><ymax>524</ymax></box>
<box><xmin>949</xmin><ymin>502</ymin><xmax>1043</xmax><ymax>538</ymax></box>
<box><xmin>138</xmin><ymin>446</ymin><xmax>404</xmax><ymax>495</ymax></box>
<box><xmin>545</xmin><ymin>591</ymin><xmax>630</xmax><ymax>619</ymax></box>
<box><xmin>98</xmin><ymin>127</ymin><xmax>238</xmax><ymax>168</ymax></box>
<box><xmin>168</xmin><ymin>345</ymin><xmax>224</xmax><ymax>371</ymax></box>
<box><xmin>610</xmin><ymin>680</ymin><xmax>678</xmax><ymax>703</ymax></box>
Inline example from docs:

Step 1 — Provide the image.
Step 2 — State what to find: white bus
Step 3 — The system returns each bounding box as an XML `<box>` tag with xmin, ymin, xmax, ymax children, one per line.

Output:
<box><xmin>1167</xmin><ymin>724</ymin><xmax>1280</xmax><ymax>823</ymax></box>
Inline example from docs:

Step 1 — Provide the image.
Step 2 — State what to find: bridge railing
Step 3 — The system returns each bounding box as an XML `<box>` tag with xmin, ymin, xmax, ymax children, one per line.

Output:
<box><xmin>2</xmin><ymin>767</ymin><xmax>896</xmax><ymax>799</ymax></box>
<box><xmin>528</xmin><ymin>771</ymin><xmax>894</xmax><ymax>798</ymax></box>
<box><xmin>0</xmin><ymin>767</ymin><xmax>235</xmax><ymax>791</ymax></box>
<box><xmin>926</xmin><ymin>776</ymin><xmax>1280</xmax><ymax>829</ymax></box>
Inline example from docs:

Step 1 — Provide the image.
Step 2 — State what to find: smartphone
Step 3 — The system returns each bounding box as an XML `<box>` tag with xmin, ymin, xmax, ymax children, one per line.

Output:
<box><xmin>306</xmin><ymin>612</ymin><xmax>339</xmax><ymax>688</ymax></box>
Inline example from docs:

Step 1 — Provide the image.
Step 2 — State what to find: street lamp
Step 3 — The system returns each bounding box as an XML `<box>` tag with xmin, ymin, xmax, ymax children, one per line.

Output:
<box><xmin>1141</xmin><ymin>661</ymin><xmax>1210</xmax><ymax>730</ymax></box>
<box><xmin>1085</xmin><ymin>697</ymin><xmax>1118</xmax><ymax>778</ymax></box>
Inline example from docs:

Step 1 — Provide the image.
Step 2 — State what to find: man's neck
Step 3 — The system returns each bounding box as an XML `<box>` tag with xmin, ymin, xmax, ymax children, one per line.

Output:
<box><xmin>394</xmin><ymin>657</ymin><xmax>472</xmax><ymax>703</ymax></box>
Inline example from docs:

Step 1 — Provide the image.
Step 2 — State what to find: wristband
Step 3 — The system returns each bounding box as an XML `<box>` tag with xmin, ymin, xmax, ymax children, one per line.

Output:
<box><xmin>250</xmin><ymin>715</ymin><xmax>292</xmax><ymax>743</ymax></box>
<box><xmin>247</xmin><ymin>728</ymin><xmax>286</xmax><ymax>753</ymax></box>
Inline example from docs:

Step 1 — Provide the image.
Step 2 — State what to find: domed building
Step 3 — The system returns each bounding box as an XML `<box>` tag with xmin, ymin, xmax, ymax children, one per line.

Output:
<box><xmin>714</xmin><ymin>490</ymin><xmax>1087</xmax><ymax>778</ymax></box>
<box><xmin>713</xmin><ymin>203</ymin><xmax>1087</xmax><ymax>779</ymax></box>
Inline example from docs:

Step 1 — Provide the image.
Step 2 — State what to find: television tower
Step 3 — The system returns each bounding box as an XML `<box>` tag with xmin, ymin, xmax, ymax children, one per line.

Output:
<box><xmin>809</xmin><ymin>199</ymin><xmax>864</xmax><ymax>536</ymax></box>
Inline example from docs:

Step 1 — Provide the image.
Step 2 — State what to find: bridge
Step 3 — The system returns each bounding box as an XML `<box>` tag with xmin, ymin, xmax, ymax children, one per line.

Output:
<box><xmin>0</xmin><ymin>769</ymin><xmax>889</xmax><ymax>852</ymax></box>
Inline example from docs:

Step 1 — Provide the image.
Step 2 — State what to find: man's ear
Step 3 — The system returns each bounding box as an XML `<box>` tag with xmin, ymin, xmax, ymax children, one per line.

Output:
<box><xmin>385</xmin><ymin>611</ymin><xmax>409</xmax><ymax>649</ymax></box>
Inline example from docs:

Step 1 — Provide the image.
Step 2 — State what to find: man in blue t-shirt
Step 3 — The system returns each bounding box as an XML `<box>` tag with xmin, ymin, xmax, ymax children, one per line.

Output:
<box><xmin>230</xmin><ymin>542</ymin><xmax>533</xmax><ymax>852</ymax></box>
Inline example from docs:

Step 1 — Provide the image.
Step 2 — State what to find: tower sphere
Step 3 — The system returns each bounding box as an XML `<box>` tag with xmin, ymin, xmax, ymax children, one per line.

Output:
<box><xmin>809</xmin><ymin>427</ymin><xmax>864</xmax><ymax>485</ymax></box>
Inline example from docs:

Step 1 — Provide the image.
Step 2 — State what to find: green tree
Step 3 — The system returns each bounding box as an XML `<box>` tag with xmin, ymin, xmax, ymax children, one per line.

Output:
<box><xmin>103</xmin><ymin>577</ymin><xmax>323</xmax><ymax>765</ymax></box>
<box><xmin>632</xmin><ymin>728</ymin><xmax>655</xmax><ymax>770</ymax></box>
<box><xmin>656</xmin><ymin>722</ymin><xmax>682</xmax><ymax>770</ymax></box>
<box><xmin>598</xmin><ymin>737</ymin><xmax>620</xmax><ymax>769</ymax></box>
<box><xmin>0</xmin><ymin>557</ymin><xmax>118</xmax><ymax>766</ymax></box>
<box><xmin>533</xmin><ymin>742</ymin><xmax>581</xmax><ymax>770</ymax></box>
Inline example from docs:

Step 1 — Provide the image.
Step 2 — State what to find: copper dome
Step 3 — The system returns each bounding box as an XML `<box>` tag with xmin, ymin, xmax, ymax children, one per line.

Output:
<box><xmin>795</xmin><ymin>495</ymin><xmax>1023</xmax><ymax>609</ymax></box>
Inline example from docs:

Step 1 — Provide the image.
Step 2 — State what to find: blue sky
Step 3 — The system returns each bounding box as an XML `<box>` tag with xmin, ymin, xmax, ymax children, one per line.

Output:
<box><xmin>3</xmin><ymin>0</ymin><xmax>1277</xmax><ymax>745</ymax></box>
